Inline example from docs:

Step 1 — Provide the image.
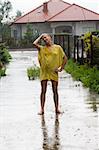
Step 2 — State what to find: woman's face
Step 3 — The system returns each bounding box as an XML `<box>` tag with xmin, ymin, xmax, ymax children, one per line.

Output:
<box><xmin>42</xmin><ymin>34</ymin><xmax>52</xmax><ymax>45</ymax></box>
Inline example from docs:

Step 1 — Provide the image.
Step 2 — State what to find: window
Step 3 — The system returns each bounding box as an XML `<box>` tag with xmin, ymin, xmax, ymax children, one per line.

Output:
<box><xmin>13</xmin><ymin>30</ymin><xmax>17</xmax><ymax>39</ymax></box>
<box><xmin>83</xmin><ymin>27</ymin><xmax>95</xmax><ymax>33</ymax></box>
<box><xmin>55</xmin><ymin>26</ymin><xmax>72</xmax><ymax>33</ymax></box>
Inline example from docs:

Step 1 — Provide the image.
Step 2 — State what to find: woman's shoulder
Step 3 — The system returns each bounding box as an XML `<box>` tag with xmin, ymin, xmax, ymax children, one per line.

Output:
<box><xmin>53</xmin><ymin>44</ymin><xmax>61</xmax><ymax>49</ymax></box>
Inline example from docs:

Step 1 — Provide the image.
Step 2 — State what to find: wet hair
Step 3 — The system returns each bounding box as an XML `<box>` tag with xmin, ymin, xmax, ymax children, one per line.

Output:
<box><xmin>42</xmin><ymin>33</ymin><xmax>52</xmax><ymax>38</ymax></box>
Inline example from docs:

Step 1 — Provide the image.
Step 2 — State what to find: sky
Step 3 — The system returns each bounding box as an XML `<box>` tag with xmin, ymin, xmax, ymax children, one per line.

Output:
<box><xmin>4</xmin><ymin>0</ymin><xmax>99</xmax><ymax>16</ymax></box>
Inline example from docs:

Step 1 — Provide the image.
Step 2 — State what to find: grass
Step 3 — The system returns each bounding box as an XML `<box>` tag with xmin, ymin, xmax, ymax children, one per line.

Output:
<box><xmin>65</xmin><ymin>59</ymin><xmax>99</xmax><ymax>94</ymax></box>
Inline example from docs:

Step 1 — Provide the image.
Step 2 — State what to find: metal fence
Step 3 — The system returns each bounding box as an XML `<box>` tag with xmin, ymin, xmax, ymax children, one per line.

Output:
<box><xmin>53</xmin><ymin>33</ymin><xmax>99</xmax><ymax>67</ymax></box>
<box><xmin>54</xmin><ymin>33</ymin><xmax>74</xmax><ymax>58</ymax></box>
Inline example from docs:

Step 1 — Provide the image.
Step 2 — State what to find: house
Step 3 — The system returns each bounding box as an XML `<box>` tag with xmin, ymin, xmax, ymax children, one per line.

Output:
<box><xmin>11</xmin><ymin>0</ymin><xmax>99</xmax><ymax>40</ymax></box>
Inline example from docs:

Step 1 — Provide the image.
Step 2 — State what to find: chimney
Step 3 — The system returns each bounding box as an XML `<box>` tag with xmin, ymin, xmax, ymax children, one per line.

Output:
<box><xmin>43</xmin><ymin>2</ymin><xmax>48</xmax><ymax>14</ymax></box>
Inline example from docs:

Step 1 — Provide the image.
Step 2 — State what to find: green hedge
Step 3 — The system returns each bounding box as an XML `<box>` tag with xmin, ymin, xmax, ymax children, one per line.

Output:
<box><xmin>65</xmin><ymin>59</ymin><xmax>99</xmax><ymax>94</ymax></box>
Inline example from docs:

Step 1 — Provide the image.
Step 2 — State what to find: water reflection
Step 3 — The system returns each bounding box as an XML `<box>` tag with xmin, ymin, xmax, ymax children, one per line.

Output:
<box><xmin>86</xmin><ymin>95</ymin><xmax>99</xmax><ymax>112</ymax></box>
<box><xmin>41</xmin><ymin>115</ymin><xmax>60</xmax><ymax>150</ymax></box>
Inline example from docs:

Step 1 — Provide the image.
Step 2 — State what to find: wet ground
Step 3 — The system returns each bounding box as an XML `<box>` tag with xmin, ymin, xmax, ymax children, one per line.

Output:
<box><xmin>0</xmin><ymin>51</ymin><xmax>99</xmax><ymax>150</ymax></box>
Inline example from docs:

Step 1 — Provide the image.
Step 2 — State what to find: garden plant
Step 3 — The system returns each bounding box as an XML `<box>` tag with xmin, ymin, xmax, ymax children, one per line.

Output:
<box><xmin>0</xmin><ymin>43</ymin><xmax>12</xmax><ymax>78</ymax></box>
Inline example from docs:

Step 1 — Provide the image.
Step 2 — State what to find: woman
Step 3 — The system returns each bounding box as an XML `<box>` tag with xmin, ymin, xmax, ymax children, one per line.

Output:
<box><xmin>33</xmin><ymin>33</ymin><xmax>67</xmax><ymax>115</ymax></box>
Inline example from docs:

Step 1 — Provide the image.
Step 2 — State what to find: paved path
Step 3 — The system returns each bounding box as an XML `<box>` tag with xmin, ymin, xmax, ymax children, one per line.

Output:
<box><xmin>0</xmin><ymin>51</ymin><xmax>99</xmax><ymax>150</ymax></box>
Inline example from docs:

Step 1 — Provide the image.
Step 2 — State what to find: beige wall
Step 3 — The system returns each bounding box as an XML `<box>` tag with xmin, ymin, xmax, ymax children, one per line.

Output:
<box><xmin>75</xmin><ymin>21</ymin><xmax>97</xmax><ymax>35</ymax></box>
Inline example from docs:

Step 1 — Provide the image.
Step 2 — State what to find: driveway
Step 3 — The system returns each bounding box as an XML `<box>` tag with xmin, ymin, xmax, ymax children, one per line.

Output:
<box><xmin>0</xmin><ymin>51</ymin><xmax>99</xmax><ymax>150</ymax></box>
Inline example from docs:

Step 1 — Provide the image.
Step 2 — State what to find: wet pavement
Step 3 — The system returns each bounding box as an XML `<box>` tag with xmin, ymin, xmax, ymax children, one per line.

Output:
<box><xmin>0</xmin><ymin>51</ymin><xmax>99</xmax><ymax>150</ymax></box>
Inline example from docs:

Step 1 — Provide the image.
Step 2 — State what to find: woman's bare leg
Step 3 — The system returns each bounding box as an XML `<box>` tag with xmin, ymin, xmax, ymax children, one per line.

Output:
<box><xmin>38</xmin><ymin>80</ymin><xmax>47</xmax><ymax>115</ymax></box>
<box><xmin>51</xmin><ymin>80</ymin><xmax>61</xmax><ymax>114</ymax></box>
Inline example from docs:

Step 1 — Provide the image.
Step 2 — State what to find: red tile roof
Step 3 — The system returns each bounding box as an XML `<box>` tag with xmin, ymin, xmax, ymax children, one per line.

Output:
<box><xmin>48</xmin><ymin>4</ymin><xmax>99</xmax><ymax>21</ymax></box>
<box><xmin>13</xmin><ymin>0</ymin><xmax>99</xmax><ymax>24</ymax></box>
<box><xmin>14</xmin><ymin>0</ymin><xmax>70</xmax><ymax>24</ymax></box>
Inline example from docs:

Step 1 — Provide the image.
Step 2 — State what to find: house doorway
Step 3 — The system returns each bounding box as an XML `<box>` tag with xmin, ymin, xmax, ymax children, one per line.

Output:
<box><xmin>55</xmin><ymin>26</ymin><xmax>72</xmax><ymax>34</ymax></box>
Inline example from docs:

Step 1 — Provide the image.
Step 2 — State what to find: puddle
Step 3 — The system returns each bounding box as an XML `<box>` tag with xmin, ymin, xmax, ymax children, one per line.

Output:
<box><xmin>0</xmin><ymin>51</ymin><xmax>99</xmax><ymax>150</ymax></box>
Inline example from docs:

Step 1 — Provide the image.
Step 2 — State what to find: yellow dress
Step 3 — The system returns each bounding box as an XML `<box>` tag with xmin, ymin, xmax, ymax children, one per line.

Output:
<box><xmin>38</xmin><ymin>44</ymin><xmax>65</xmax><ymax>81</ymax></box>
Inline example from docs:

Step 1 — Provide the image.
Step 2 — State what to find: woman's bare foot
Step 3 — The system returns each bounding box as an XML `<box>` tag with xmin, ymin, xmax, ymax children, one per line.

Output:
<box><xmin>55</xmin><ymin>110</ymin><xmax>62</xmax><ymax>114</ymax></box>
<box><xmin>38</xmin><ymin>111</ymin><xmax>44</xmax><ymax>115</ymax></box>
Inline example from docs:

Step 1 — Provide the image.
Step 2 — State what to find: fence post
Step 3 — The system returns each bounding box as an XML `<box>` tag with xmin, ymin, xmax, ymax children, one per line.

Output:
<box><xmin>81</xmin><ymin>39</ymin><xmax>84</xmax><ymax>64</ymax></box>
<box><xmin>90</xmin><ymin>33</ymin><xmax>93</xmax><ymax>66</ymax></box>
<box><xmin>74</xmin><ymin>36</ymin><xmax>76</xmax><ymax>61</ymax></box>
<box><xmin>77</xmin><ymin>39</ymin><xmax>79</xmax><ymax>62</ymax></box>
<box><xmin>63</xmin><ymin>35</ymin><xmax>65</xmax><ymax>51</ymax></box>
<box><xmin>52</xmin><ymin>33</ymin><xmax>54</xmax><ymax>43</ymax></box>
<box><xmin>67</xmin><ymin>35</ymin><xmax>70</xmax><ymax>58</ymax></box>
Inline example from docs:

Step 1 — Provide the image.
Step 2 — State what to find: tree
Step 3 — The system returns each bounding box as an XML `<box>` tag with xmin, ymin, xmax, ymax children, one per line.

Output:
<box><xmin>24</xmin><ymin>24</ymin><xmax>33</xmax><ymax>42</ymax></box>
<box><xmin>16</xmin><ymin>10</ymin><xmax>22</xmax><ymax>17</ymax></box>
<box><xmin>20</xmin><ymin>23</ymin><xmax>39</xmax><ymax>48</ymax></box>
<box><xmin>0</xmin><ymin>0</ymin><xmax>12</xmax><ymax>22</ymax></box>
<box><xmin>24</xmin><ymin>23</ymin><xmax>39</xmax><ymax>42</ymax></box>
<box><xmin>0</xmin><ymin>0</ymin><xmax>12</xmax><ymax>42</ymax></box>
<box><xmin>2</xmin><ymin>23</ymin><xmax>11</xmax><ymax>42</ymax></box>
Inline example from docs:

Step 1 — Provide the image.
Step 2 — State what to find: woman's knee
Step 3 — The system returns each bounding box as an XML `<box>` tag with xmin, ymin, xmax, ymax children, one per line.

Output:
<box><xmin>41</xmin><ymin>88</ymin><xmax>47</xmax><ymax>94</ymax></box>
<box><xmin>51</xmin><ymin>80</ymin><xmax>58</xmax><ymax>93</ymax></box>
<box><xmin>41</xmin><ymin>80</ymin><xmax>47</xmax><ymax>94</ymax></box>
<box><xmin>53</xmin><ymin>88</ymin><xmax>58</xmax><ymax>95</ymax></box>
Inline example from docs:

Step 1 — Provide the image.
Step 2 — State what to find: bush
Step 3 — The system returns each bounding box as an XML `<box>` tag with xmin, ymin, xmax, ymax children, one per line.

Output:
<box><xmin>82</xmin><ymin>32</ymin><xmax>99</xmax><ymax>66</ymax></box>
<box><xmin>0</xmin><ymin>67</ymin><xmax>6</xmax><ymax>77</ymax></box>
<box><xmin>0</xmin><ymin>43</ymin><xmax>12</xmax><ymax>65</ymax></box>
<box><xmin>6</xmin><ymin>37</ymin><xmax>17</xmax><ymax>48</ymax></box>
<box><xmin>82</xmin><ymin>32</ymin><xmax>99</xmax><ymax>52</ymax></box>
<box><xmin>0</xmin><ymin>43</ymin><xmax>12</xmax><ymax>77</ymax></box>
<box><xmin>65</xmin><ymin>59</ymin><xmax>99</xmax><ymax>93</ymax></box>
<box><xmin>27</xmin><ymin>66</ymin><xmax>40</xmax><ymax>80</ymax></box>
